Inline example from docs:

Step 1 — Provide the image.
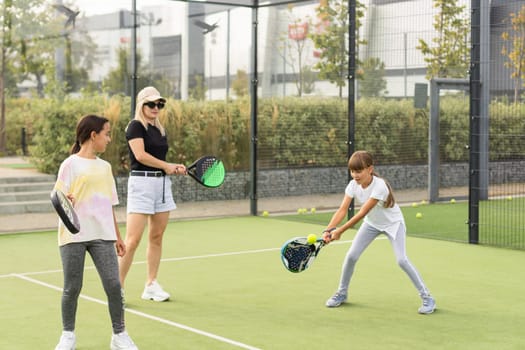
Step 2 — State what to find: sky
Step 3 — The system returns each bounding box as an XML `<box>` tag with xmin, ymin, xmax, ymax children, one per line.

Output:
<box><xmin>68</xmin><ymin>0</ymin><xmax>168</xmax><ymax>16</ymax></box>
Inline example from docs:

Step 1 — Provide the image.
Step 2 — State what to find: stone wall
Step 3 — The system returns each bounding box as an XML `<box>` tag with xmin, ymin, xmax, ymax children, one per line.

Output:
<box><xmin>115</xmin><ymin>161</ymin><xmax>525</xmax><ymax>206</ymax></box>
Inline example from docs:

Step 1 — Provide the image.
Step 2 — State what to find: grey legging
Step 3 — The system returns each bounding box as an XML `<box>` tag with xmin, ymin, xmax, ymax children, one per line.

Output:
<box><xmin>336</xmin><ymin>221</ymin><xmax>430</xmax><ymax>296</ymax></box>
<box><xmin>59</xmin><ymin>240</ymin><xmax>125</xmax><ymax>334</ymax></box>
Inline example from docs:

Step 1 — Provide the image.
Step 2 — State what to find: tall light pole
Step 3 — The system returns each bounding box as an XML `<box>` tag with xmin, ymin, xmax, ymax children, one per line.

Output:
<box><xmin>226</xmin><ymin>9</ymin><xmax>231</xmax><ymax>100</ymax></box>
<box><xmin>131</xmin><ymin>0</ymin><xmax>137</xmax><ymax>116</ymax></box>
<box><xmin>0</xmin><ymin>0</ymin><xmax>11</xmax><ymax>153</ymax></box>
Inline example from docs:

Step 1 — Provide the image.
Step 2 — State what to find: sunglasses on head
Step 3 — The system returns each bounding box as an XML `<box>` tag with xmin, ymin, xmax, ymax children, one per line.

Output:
<box><xmin>144</xmin><ymin>101</ymin><xmax>165</xmax><ymax>109</ymax></box>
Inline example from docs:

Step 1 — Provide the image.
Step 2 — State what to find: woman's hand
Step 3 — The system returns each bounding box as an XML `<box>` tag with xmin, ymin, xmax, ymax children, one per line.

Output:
<box><xmin>175</xmin><ymin>164</ymin><xmax>187</xmax><ymax>175</ymax></box>
<box><xmin>164</xmin><ymin>163</ymin><xmax>186</xmax><ymax>175</ymax></box>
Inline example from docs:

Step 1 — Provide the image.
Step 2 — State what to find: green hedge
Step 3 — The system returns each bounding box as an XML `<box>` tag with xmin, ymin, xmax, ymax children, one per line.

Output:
<box><xmin>2</xmin><ymin>94</ymin><xmax>522</xmax><ymax>175</ymax></box>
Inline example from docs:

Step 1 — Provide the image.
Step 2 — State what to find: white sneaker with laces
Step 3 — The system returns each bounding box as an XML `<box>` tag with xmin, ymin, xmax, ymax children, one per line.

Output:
<box><xmin>418</xmin><ymin>294</ymin><xmax>436</xmax><ymax>314</ymax></box>
<box><xmin>141</xmin><ymin>280</ymin><xmax>170</xmax><ymax>302</ymax></box>
<box><xmin>55</xmin><ymin>331</ymin><xmax>76</xmax><ymax>350</ymax></box>
<box><xmin>325</xmin><ymin>291</ymin><xmax>348</xmax><ymax>308</ymax></box>
<box><xmin>110</xmin><ymin>331</ymin><xmax>138</xmax><ymax>350</ymax></box>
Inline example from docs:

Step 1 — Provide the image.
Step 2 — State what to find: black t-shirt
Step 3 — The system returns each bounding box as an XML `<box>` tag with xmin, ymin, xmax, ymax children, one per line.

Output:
<box><xmin>126</xmin><ymin>120</ymin><xmax>169</xmax><ymax>172</ymax></box>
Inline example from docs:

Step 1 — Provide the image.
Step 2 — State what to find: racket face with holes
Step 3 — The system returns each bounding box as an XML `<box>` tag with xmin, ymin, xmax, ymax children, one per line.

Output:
<box><xmin>187</xmin><ymin>156</ymin><xmax>225</xmax><ymax>188</ymax></box>
<box><xmin>280</xmin><ymin>237</ymin><xmax>325</xmax><ymax>273</ymax></box>
<box><xmin>50</xmin><ymin>189</ymin><xmax>80</xmax><ymax>234</ymax></box>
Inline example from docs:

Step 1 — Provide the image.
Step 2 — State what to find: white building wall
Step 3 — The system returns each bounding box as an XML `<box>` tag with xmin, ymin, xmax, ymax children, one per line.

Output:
<box><xmin>75</xmin><ymin>0</ymin><xmax>471</xmax><ymax>99</ymax></box>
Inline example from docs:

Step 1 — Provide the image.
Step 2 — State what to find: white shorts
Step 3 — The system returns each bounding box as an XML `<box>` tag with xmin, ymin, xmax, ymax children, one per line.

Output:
<box><xmin>126</xmin><ymin>174</ymin><xmax>176</xmax><ymax>214</ymax></box>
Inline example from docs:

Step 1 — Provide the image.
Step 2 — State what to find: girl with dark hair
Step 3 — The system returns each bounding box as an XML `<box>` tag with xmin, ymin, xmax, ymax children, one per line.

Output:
<box><xmin>54</xmin><ymin>115</ymin><xmax>138</xmax><ymax>350</ymax></box>
<box><xmin>322</xmin><ymin>150</ymin><xmax>436</xmax><ymax>314</ymax></box>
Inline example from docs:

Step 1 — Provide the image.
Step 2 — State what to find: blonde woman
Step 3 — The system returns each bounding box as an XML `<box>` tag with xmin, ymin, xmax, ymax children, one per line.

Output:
<box><xmin>119</xmin><ymin>87</ymin><xmax>186</xmax><ymax>302</ymax></box>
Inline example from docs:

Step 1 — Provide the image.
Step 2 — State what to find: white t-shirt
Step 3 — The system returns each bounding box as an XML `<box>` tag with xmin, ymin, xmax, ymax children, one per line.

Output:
<box><xmin>54</xmin><ymin>154</ymin><xmax>119</xmax><ymax>246</ymax></box>
<box><xmin>345</xmin><ymin>176</ymin><xmax>404</xmax><ymax>238</ymax></box>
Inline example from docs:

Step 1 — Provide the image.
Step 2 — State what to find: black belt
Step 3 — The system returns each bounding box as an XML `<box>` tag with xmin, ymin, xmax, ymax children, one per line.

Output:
<box><xmin>130</xmin><ymin>171</ymin><xmax>165</xmax><ymax>177</ymax></box>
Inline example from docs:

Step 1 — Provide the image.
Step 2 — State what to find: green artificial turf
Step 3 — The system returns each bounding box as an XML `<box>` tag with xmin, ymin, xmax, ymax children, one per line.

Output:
<box><xmin>1</xmin><ymin>216</ymin><xmax>524</xmax><ymax>349</ymax></box>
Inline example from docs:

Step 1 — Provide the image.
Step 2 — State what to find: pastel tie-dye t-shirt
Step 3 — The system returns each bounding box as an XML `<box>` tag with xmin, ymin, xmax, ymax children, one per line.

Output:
<box><xmin>54</xmin><ymin>154</ymin><xmax>119</xmax><ymax>246</ymax></box>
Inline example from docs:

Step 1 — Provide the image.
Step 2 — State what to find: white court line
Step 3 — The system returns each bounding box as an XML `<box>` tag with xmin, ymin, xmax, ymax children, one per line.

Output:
<box><xmin>11</xmin><ymin>273</ymin><xmax>262</xmax><ymax>350</ymax></box>
<box><xmin>3</xmin><ymin>238</ymin><xmax>387</xmax><ymax>347</ymax></box>
<box><xmin>0</xmin><ymin>238</ymin><xmax>387</xmax><ymax>279</ymax></box>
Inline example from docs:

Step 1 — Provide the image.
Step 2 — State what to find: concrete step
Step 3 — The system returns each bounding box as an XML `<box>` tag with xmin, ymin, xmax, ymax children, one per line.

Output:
<box><xmin>0</xmin><ymin>175</ymin><xmax>55</xmax><ymax>184</ymax></box>
<box><xmin>0</xmin><ymin>182</ymin><xmax>54</xmax><ymax>193</ymax></box>
<box><xmin>0</xmin><ymin>190</ymin><xmax>52</xmax><ymax>203</ymax></box>
<box><xmin>0</xmin><ymin>200</ymin><xmax>54</xmax><ymax>214</ymax></box>
<box><xmin>0</xmin><ymin>175</ymin><xmax>55</xmax><ymax>214</ymax></box>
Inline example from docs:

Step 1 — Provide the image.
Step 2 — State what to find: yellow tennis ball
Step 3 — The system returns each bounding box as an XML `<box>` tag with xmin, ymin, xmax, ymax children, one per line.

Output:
<box><xmin>310</xmin><ymin>207</ymin><xmax>316</xmax><ymax>214</ymax></box>
<box><xmin>450</xmin><ymin>198</ymin><xmax>456</xmax><ymax>204</ymax></box>
<box><xmin>262</xmin><ymin>210</ymin><xmax>269</xmax><ymax>217</ymax></box>
<box><xmin>411</xmin><ymin>202</ymin><xmax>418</xmax><ymax>208</ymax></box>
<box><xmin>507</xmin><ymin>196</ymin><xmax>513</xmax><ymax>201</ymax></box>
<box><xmin>307</xmin><ymin>234</ymin><xmax>317</xmax><ymax>244</ymax></box>
<box><xmin>416</xmin><ymin>212</ymin><xmax>423</xmax><ymax>219</ymax></box>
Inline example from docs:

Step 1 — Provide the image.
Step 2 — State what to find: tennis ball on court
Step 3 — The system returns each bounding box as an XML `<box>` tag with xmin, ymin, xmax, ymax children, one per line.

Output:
<box><xmin>507</xmin><ymin>196</ymin><xmax>513</xmax><ymax>201</ymax></box>
<box><xmin>416</xmin><ymin>212</ymin><xmax>423</xmax><ymax>219</ymax></box>
<box><xmin>262</xmin><ymin>210</ymin><xmax>269</xmax><ymax>217</ymax></box>
<box><xmin>420</xmin><ymin>200</ymin><xmax>427</xmax><ymax>205</ymax></box>
<box><xmin>310</xmin><ymin>207</ymin><xmax>316</xmax><ymax>214</ymax></box>
<box><xmin>411</xmin><ymin>202</ymin><xmax>418</xmax><ymax>208</ymax></box>
<box><xmin>307</xmin><ymin>234</ymin><xmax>317</xmax><ymax>244</ymax></box>
<box><xmin>450</xmin><ymin>198</ymin><xmax>456</xmax><ymax>204</ymax></box>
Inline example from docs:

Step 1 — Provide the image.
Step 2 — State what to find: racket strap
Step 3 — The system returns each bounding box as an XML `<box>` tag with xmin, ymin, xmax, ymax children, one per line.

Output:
<box><xmin>162</xmin><ymin>176</ymin><xmax>165</xmax><ymax>203</ymax></box>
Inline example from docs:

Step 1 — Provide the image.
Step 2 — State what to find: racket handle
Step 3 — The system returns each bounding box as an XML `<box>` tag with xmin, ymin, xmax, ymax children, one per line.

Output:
<box><xmin>321</xmin><ymin>227</ymin><xmax>336</xmax><ymax>242</ymax></box>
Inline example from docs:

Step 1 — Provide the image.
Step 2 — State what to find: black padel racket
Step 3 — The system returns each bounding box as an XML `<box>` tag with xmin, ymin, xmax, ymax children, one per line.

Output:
<box><xmin>280</xmin><ymin>236</ymin><xmax>326</xmax><ymax>273</ymax></box>
<box><xmin>50</xmin><ymin>189</ymin><xmax>80</xmax><ymax>234</ymax></box>
<box><xmin>187</xmin><ymin>155</ymin><xmax>225</xmax><ymax>188</ymax></box>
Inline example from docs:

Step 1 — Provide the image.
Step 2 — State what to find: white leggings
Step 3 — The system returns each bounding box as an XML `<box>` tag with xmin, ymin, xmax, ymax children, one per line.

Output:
<box><xmin>336</xmin><ymin>221</ymin><xmax>430</xmax><ymax>296</ymax></box>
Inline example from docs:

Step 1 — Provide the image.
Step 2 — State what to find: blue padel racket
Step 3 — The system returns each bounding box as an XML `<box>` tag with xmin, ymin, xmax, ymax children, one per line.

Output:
<box><xmin>280</xmin><ymin>236</ymin><xmax>326</xmax><ymax>273</ymax></box>
<box><xmin>187</xmin><ymin>155</ymin><xmax>225</xmax><ymax>188</ymax></box>
<box><xmin>50</xmin><ymin>189</ymin><xmax>80</xmax><ymax>234</ymax></box>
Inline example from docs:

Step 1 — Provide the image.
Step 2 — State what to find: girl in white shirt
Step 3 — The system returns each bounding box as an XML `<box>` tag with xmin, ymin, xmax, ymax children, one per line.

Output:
<box><xmin>54</xmin><ymin>115</ymin><xmax>138</xmax><ymax>350</ymax></box>
<box><xmin>322</xmin><ymin>151</ymin><xmax>436</xmax><ymax>314</ymax></box>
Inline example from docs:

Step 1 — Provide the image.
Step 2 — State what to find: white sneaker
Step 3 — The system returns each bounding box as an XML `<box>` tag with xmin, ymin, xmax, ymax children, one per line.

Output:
<box><xmin>55</xmin><ymin>331</ymin><xmax>76</xmax><ymax>350</ymax></box>
<box><xmin>110</xmin><ymin>331</ymin><xmax>138</xmax><ymax>350</ymax></box>
<box><xmin>325</xmin><ymin>291</ymin><xmax>348</xmax><ymax>308</ymax></box>
<box><xmin>141</xmin><ymin>280</ymin><xmax>170</xmax><ymax>302</ymax></box>
<box><xmin>418</xmin><ymin>294</ymin><xmax>436</xmax><ymax>314</ymax></box>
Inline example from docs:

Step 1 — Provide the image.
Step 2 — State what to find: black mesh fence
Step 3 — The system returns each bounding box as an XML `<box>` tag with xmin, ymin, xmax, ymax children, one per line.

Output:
<box><xmin>3</xmin><ymin>0</ymin><xmax>525</xmax><ymax>248</ymax></box>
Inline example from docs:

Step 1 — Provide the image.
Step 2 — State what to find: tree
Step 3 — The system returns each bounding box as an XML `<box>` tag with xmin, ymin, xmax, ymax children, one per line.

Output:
<box><xmin>276</xmin><ymin>9</ymin><xmax>316</xmax><ymax>96</ymax></box>
<box><xmin>188</xmin><ymin>74</ymin><xmax>207</xmax><ymax>101</ymax></box>
<box><xmin>417</xmin><ymin>0</ymin><xmax>470</xmax><ymax>80</ymax></box>
<box><xmin>358</xmin><ymin>57</ymin><xmax>387</xmax><ymax>97</ymax></box>
<box><xmin>501</xmin><ymin>5</ymin><xmax>525</xmax><ymax>103</ymax></box>
<box><xmin>1</xmin><ymin>1</ymin><xmax>96</xmax><ymax>97</ymax></box>
<box><xmin>231</xmin><ymin>69</ymin><xmax>248</xmax><ymax>98</ymax></box>
<box><xmin>309</xmin><ymin>0</ymin><xmax>365</xmax><ymax>98</ymax></box>
<box><xmin>102</xmin><ymin>47</ymin><xmax>173</xmax><ymax>98</ymax></box>
<box><xmin>103</xmin><ymin>47</ymin><xmax>134</xmax><ymax>96</ymax></box>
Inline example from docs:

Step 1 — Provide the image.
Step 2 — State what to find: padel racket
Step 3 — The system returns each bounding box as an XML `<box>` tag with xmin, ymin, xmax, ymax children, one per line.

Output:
<box><xmin>50</xmin><ymin>189</ymin><xmax>80</xmax><ymax>234</ymax></box>
<box><xmin>187</xmin><ymin>155</ymin><xmax>225</xmax><ymax>188</ymax></box>
<box><xmin>280</xmin><ymin>236</ymin><xmax>326</xmax><ymax>273</ymax></box>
